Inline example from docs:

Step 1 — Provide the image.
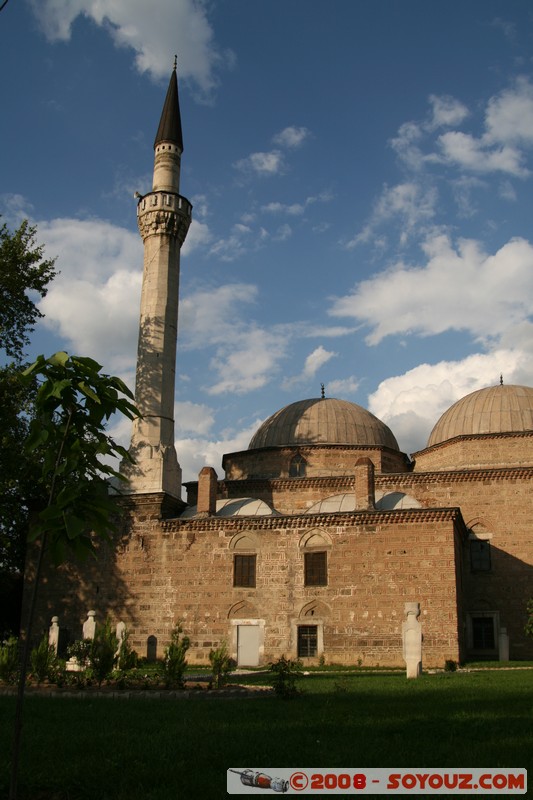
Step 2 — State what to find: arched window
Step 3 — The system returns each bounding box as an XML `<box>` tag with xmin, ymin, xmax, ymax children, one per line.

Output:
<box><xmin>289</xmin><ymin>454</ymin><xmax>307</xmax><ymax>477</ymax></box>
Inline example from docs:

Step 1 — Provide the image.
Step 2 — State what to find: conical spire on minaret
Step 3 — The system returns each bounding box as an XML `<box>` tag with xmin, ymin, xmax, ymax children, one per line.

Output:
<box><xmin>154</xmin><ymin>56</ymin><xmax>184</xmax><ymax>152</ymax></box>
<box><xmin>122</xmin><ymin>61</ymin><xmax>192</xmax><ymax>502</ymax></box>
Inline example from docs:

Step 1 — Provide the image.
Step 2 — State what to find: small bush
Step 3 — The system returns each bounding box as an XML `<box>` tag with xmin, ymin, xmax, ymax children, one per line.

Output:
<box><xmin>90</xmin><ymin>618</ymin><xmax>118</xmax><ymax>686</ymax></box>
<box><xmin>269</xmin><ymin>655</ymin><xmax>303</xmax><ymax>699</ymax></box>
<box><xmin>444</xmin><ymin>659</ymin><xmax>458</xmax><ymax>672</ymax></box>
<box><xmin>163</xmin><ymin>623</ymin><xmax>190</xmax><ymax>688</ymax></box>
<box><xmin>117</xmin><ymin>629</ymin><xmax>138</xmax><ymax>671</ymax></box>
<box><xmin>0</xmin><ymin>636</ymin><xmax>19</xmax><ymax>683</ymax></box>
<box><xmin>209</xmin><ymin>641</ymin><xmax>235</xmax><ymax>688</ymax></box>
<box><xmin>30</xmin><ymin>635</ymin><xmax>58</xmax><ymax>683</ymax></box>
<box><xmin>66</xmin><ymin>639</ymin><xmax>92</xmax><ymax>667</ymax></box>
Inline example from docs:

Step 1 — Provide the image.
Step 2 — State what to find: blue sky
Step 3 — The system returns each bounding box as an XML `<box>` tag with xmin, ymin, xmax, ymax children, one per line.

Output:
<box><xmin>2</xmin><ymin>0</ymin><xmax>533</xmax><ymax>482</ymax></box>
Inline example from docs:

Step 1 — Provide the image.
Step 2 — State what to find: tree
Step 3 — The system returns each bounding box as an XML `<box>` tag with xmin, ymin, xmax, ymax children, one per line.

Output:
<box><xmin>0</xmin><ymin>218</ymin><xmax>57</xmax><ymax>363</ymax></box>
<box><xmin>9</xmin><ymin>351</ymin><xmax>138</xmax><ymax>800</ymax></box>
<box><xmin>0</xmin><ymin>219</ymin><xmax>56</xmax><ymax>629</ymax></box>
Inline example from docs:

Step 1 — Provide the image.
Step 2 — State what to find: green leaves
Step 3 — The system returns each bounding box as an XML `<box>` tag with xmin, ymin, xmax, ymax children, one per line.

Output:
<box><xmin>20</xmin><ymin>351</ymin><xmax>139</xmax><ymax>565</ymax></box>
<box><xmin>0</xmin><ymin>218</ymin><xmax>57</xmax><ymax>364</ymax></box>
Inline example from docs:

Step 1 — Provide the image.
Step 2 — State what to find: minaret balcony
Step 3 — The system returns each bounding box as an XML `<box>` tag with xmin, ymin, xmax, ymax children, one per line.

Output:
<box><xmin>137</xmin><ymin>191</ymin><xmax>192</xmax><ymax>242</ymax></box>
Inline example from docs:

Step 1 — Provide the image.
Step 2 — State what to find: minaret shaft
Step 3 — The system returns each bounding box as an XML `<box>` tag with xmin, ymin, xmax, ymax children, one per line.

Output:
<box><xmin>123</xmin><ymin>68</ymin><xmax>191</xmax><ymax>499</ymax></box>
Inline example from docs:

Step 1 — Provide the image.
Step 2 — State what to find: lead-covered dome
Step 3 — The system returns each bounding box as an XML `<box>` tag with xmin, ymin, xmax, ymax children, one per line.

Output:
<box><xmin>428</xmin><ymin>384</ymin><xmax>533</xmax><ymax>447</ymax></box>
<box><xmin>248</xmin><ymin>398</ymin><xmax>399</xmax><ymax>450</ymax></box>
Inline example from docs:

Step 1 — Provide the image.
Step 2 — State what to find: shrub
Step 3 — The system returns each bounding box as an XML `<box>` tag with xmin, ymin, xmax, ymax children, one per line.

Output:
<box><xmin>163</xmin><ymin>623</ymin><xmax>190</xmax><ymax>688</ymax></box>
<box><xmin>209</xmin><ymin>641</ymin><xmax>235</xmax><ymax>689</ymax></box>
<box><xmin>117</xmin><ymin>628</ymin><xmax>138</xmax><ymax>671</ymax></box>
<box><xmin>30</xmin><ymin>635</ymin><xmax>58</xmax><ymax>683</ymax></box>
<box><xmin>525</xmin><ymin>599</ymin><xmax>533</xmax><ymax>639</ymax></box>
<box><xmin>0</xmin><ymin>636</ymin><xmax>19</xmax><ymax>683</ymax></box>
<box><xmin>269</xmin><ymin>655</ymin><xmax>303</xmax><ymax>699</ymax></box>
<box><xmin>444</xmin><ymin>659</ymin><xmax>458</xmax><ymax>672</ymax></box>
<box><xmin>66</xmin><ymin>639</ymin><xmax>92</xmax><ymax>668</ymax></box>
<box><xmin>90</xmin><ymin>618</ymin><xmax>118</xmax><ymax>686</ymax></box>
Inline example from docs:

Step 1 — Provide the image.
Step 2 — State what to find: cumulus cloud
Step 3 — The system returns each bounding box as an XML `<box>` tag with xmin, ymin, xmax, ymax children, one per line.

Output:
<box><xmin>175</xmin><ymin>418</ymin><xmax>263</xmax><ymax>482</ymax></box>
<box><xmin>282</xmin><ymin>345</ymin><xmax>337</xmax><ymax>390</ymax></box>
<box><xmin>344</xmin><ymin>182</ymin><xmax>438</xmax><ymax>249</ymax></box>
<box><xmin>36</xmin><ymin>218</ymin><xmax>142</xmax><ymax>371</ymax></box>
<box><xmin>28</xmin><ymin>0</ymin><xmax>231</xmax><ymax>95</ymax></box>
<box><xmin>428</xmin><ymin>94</ymin><xmax>469</xmax><ymax>130</ymax></box>
<box><xmin>175</xmin><ymin>401</ymin><xmax>215</xmax><ymax>436</ymax></box>
<box><xmin>368</xmin><ymin>350</ymin><xmax>531</xmax><ymax>456</ymax></box>
<box><xmin>272</xmin><ymin>126</ymin><xmax>311</xmax><ymax>148</ymax></box>
<box><xmin>438</xmin><ymin>131</ymin><xmax>528</xmax><ymax>176</ymax></box>
<box><xmin>207</xmin><ymin>327</ymin><xmax>288</xmax><ymax>395</ymax></box>
<box><xmin>332</xmin><ymin>233</ymin><xmax>533</xmax><ymax>347</ymax></box>
<box><xmin>233</xmin><ymin>150</ymin><xmax>285</xmax><ymax>177</ymax></box>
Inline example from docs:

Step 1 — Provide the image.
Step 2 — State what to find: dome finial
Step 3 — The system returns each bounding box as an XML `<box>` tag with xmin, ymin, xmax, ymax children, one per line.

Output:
<box><xmin>500</xmin><ymin>374</ymin><xmax>504</xmax><ymax>386</ymax></box>
<box><xmin>320</xmin><ymin>383</ymin><xmax>325</xmax><ymax>399</ymax></box>
<box><xmin>173</xmin><ymin>54</ymin><xmax>177</xmax><ymax>71</ymax></box>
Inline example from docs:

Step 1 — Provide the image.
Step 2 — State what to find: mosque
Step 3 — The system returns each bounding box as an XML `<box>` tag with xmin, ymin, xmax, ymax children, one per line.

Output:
<box><xmin>34</xmin><ymin>66</ymin><xmax>533</xmax><ymax>667</ymax></box>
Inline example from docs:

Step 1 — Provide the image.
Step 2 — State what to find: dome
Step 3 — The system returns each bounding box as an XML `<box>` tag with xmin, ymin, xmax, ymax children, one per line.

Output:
<box><xmin>248</xmin><ymin>398</ymin><xmax>399</xmax><ymax>450</ymax></box>
<box><xmin>428</xmin><ymin>384</ymin><xmax>533</xmax><ymax>447</ymax></box>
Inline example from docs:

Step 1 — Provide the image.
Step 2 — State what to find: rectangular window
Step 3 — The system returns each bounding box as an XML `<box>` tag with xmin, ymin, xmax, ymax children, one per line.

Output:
<box><xmin>472</xmin><ymin>617</ymin><xmax>495</xmax><ymax>650</ymax></box>
<box><xmin>298</xmin><ymin>625</ymin><xmax>318</xmax><ymax>658</ymax></box>
<box><xmin>304</xmin><ymin>551</ymin><xmax>327</xmax><ymax>586</ymax></box>
<box><xmin>233</xmin><ymin>554</ymin><xmax>256</xmax><ymax>588</ymax></box>
<box><xmin>470</xmin><ymin>540</ymin><xmax>491</xmax><ymax>571</ymax></box>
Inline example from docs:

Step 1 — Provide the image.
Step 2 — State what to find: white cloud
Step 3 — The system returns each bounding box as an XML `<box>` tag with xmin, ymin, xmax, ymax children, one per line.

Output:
<box><xmin>175</xmin><ymin>401</ymin><xmax>215</xmax><ymax>436</ymax></box>
<box><xmin>344</xmin><ymin>182</ymin><xmax>438</xmax><ymax>249</ymax></box>
<box><xmin>233</xmin><ymin>150</ymin><xmax>285</xmax><ymax>177</ymax></box>
<box><xmin>272</xmin><ymin>126</ymin><xmax>311</xmax><ymax>149</ymax></box>
<box><xmin>368</xmin><ymin>350</ymin><xmax>531</xmax><ymax>456</ymax></box>
<box><xmin>176</xmin><ymin>418</ymin><xmax>263</xmax><ymax>483</ymax></box>
<box><xmin>207</xmin><ymin>327</ymin><xmax>288</xmax><ymax>395</ymax></box>
<box><xmin>282</xmin><ymin>345</ymin><xmax>337</xmax><ymax>390</ymax></box>
<box><xmin>326</xmin><ymin>376</ymin><xmax>360</xmax><ymax>396</ymax></box>
<box><xmin>181</xmin><ymin>219</ymin><xmax>212</xmax><ymax>255</ymax></box>
<box><xmin>428</xmin><ymin>94</ymin><xmax>469</xmax><ymax>130</ymax></box>
<box><xmin>438</xmin><ymin>131</ymin><xmax>529</xmax><ymax>177</ymax></box>
<box><xmin>36</xmin><ymin>218</ymin><xmax>142</xmax><ymax>371</ymax></box>
<box><xmin>29</xmin><ymin>0</ymin><xmax>230</xmax><ymax>95</ymax></box>
<box><xmin>331</xmin><ymin>233</ymin><xmax>533</xmax><ymax>346</ymax></box>
<box><xmin>484</xmin><ymin>77</ymin><xmax>533</xmax><ymax>145</ymax></box>
<box><xmin>179</xmin><ymin>284</ymin><xmax>259</xmax><ymax>349</ymax></box>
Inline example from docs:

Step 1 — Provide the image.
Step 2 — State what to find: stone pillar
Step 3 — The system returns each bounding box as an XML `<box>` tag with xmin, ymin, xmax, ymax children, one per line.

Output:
<box><xmin>83</xmin><ymin>610</ymin><xmax>96</xmax><ymax>640</ymax></box>
<box><xmin>355</xmin><ymin>457</ymin><xmax>375</xmax><ymax>510</ymax></box>
<box><xmin>48</xmin><ymin>616</ymin><xmax>60</xmax><ymax>654</ymax></box>
<box><xmin>498</xmin><ymin>627</ymin><xmax>509</xmax><ymax>661</ymax></box>
<box><xmin>197</xmin><ymin>467</ymin><xmax>218</xmax><ymax>516</ymax></box>
<box><xmin>402</xmin><ymin>602</ymin><xmax>422</xmax><ymax>678</ymax></box>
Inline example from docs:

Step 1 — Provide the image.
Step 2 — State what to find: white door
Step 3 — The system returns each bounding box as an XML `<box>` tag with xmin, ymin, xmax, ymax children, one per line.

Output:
<box><xmin>237</xmin><ymin>625</ymin><xmax>260</xmax><ymax>666</ymax></box>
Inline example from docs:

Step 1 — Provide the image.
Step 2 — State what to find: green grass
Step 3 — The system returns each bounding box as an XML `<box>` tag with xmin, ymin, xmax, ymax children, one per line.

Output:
<box><xmin>1</xmin><ymin>670</ymin><xmax>532</xmax><ymax>799</ymax></box>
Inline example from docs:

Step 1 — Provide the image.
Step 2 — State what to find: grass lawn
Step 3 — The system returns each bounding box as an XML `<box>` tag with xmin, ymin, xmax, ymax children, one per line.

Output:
<box><xmin>1</xmin><ymin>669</ymin><xmax>532</xmax><ymax>799</ymax></box>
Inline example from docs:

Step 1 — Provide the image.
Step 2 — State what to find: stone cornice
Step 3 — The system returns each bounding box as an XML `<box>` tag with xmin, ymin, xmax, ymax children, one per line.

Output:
<box><xmin>413</xmin><ymin>429</ymin><xmax>533</xmax><ymax>458</ymax></box>
<box><xmin>161</xmin><ymin>505</ymin><xmax>463</xmax><ymax>533</ymax></box>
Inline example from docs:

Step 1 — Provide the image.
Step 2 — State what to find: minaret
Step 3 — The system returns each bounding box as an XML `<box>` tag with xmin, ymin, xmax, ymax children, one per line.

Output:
<box><xmin>124</xmin><ymin>61</ymin><xmax>192</xmax><ymax>499</ymax></box>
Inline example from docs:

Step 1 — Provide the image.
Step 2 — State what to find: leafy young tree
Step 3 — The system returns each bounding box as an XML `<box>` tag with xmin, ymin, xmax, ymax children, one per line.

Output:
<box><xmin>0</xmin><ymin>218</ymin><xmax>56</xmax><ymax>631</ymax></box>
<box><xmin>9</xmin><ymin>351</ymin><xmax>138</xmax><ymax>800</ymax></box>
<box><xmin>0</xmin><ymin>218</ymin><xmax>56</xmax><ymax>363</ymax></box>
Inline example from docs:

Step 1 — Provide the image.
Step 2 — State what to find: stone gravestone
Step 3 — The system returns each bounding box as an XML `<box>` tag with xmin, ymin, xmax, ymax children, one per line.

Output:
<box><xmin>402</xmin><ymin>602</ymin><xmax>422</xmax><ymax>679</ymax></box>
<box><xmin>83</xmin><ymin>610</ymin><xmax>96</xmax><ymax>640</ymax></box>
<box><xmin>499</xmin><ymin>627</ymin><xmax>509</xmax><ymax>661</ymax></box>
<box><xmin>48</xmin><ymin>616</ymin><xmax>60</xmax><ymax>654</ymax></box>
<box><xmin>115</xmin><ymin>620</ymin><xmax>126</xmax><ymax>659</ymax></box>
